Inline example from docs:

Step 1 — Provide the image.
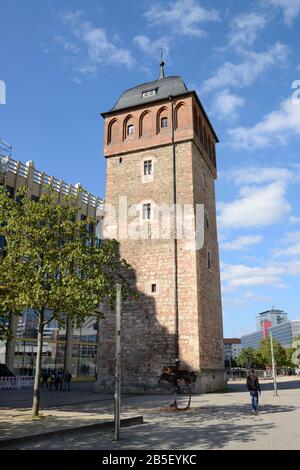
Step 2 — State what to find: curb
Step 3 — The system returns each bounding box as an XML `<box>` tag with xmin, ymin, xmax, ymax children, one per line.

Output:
<box><xmin>0</xmin><ymin>415</ymin><xmax>143</xmax><ymax>448</ymax></box>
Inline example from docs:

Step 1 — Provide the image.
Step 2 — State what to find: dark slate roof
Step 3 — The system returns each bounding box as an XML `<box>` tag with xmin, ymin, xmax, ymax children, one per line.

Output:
<box><xmin>110</xmin><ymin>76</ymin><xmax>189</xmax><ymax>112</ymax></box>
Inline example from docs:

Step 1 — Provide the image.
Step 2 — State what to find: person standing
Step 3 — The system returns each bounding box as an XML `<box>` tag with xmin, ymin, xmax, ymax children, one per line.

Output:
<box><xmin>246</xmin><ymin>369</ymin><xmax>261</xmax><ymax>415</ymax></box>
<box><xmin>63</xmin><ymin>371</ymin><xmax>72</xmax><ymax>392</ymax></box>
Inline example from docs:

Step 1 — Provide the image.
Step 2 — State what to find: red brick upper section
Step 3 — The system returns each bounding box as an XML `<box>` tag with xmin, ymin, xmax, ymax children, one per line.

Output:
<box><xmin>102</xmin><ymin>93</ymin><xmax>218</xmax><ymax>179</ymax></box>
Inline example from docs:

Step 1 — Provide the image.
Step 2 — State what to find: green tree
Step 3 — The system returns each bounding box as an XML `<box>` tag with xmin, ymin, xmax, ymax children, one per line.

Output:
<box><xmin>252</xmin><ymin>350</ymin><xmax>266</xmax><ymax>369</ymax></box>
<box><xmin>237</xmin><ymin>348</ymin><xmax>255</xmax><ymax>368</ymax></box>
<box><xmin>0</xmin><ymin>186</ymin><xmax>135</xmax><ymax>417</ymax></box>
<box><xmin>260</xmin><ymin>337</ymin><xmax>287</xmax><ymax>368</ymax></box>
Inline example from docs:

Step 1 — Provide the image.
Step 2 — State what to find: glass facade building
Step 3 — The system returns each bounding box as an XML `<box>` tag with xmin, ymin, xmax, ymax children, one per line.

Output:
<box><xmin>1</xmin><ymin>151</ymin><xmax>103</xmax><ymax>378</ymax></box>
<box><xmin>241</xmin><ymin>320</ymin><xmax>300</xmax><ymax>350</ymax></box>
<box><xmin>11</xmin><ymin>310</ymin><xmax>99</xmax><ymax>378</ymax></box>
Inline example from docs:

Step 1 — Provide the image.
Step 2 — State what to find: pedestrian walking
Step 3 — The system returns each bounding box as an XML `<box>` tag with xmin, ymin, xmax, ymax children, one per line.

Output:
<box><xmin>41</xmin><ymin>370</ymin><xmax>49</xmax><ymax>390</ymax></box>
<box><xmin>246</xmin><ymin>369</ymin><xmax>261</xmax><ymax>415</ymax></box>
<box><xmin>63</xmin><ymin>371</ymin><xmax>72</xmax><ymax>391</ymax></box>
<box><xmin>49</xmin><ymin>370</ymin><xmax>56</xmax><ymax>391</ymax></box>
<box><xmin>56</xmin><ymin>369</ymin><xmax>64</xmax><ymax>391</ymax></box>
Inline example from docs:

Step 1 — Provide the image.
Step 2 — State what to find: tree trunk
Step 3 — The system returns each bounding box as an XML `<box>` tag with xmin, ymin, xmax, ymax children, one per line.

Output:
<box><xmin>32</xmin><ymin>314</ymin><xmax>44</xmax><ymax>417</ymax></box>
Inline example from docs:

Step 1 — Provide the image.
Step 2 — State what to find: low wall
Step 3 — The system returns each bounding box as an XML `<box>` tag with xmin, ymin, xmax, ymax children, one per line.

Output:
<box><xmin>95</xmin><ymin>368</ymin><xmax>227</xmax><ymax>394</ymax></box>
<box><xmin>0</xmin><ymin>376</ymin><xmax>34</xmax><ymax>391</ymax></box>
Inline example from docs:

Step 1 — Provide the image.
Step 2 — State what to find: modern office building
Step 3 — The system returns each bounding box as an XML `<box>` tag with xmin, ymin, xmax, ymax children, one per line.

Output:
<box><xmin>256</xmin><ymin>309</ymin><xmax>288</xmax><ymax>331</ymax></box>
<box><xmin>241</xmin><ymin>320</ymin><xmax>300</xmax><ymax>350</ymax></box>
<box><xmin>224</xmin><ymin>338</ymin><xmax>242</xmax><ymax>361</ymax></box>
<box><xmin>0</xmin><ymin>140</ymin><xmax>103</xmax><ymax>378</ymax></box>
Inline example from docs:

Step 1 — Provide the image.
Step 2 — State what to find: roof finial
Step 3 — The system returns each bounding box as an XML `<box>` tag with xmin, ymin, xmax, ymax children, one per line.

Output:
<box><xmin>159</xmin><ymin>48</ymin><xmax>165</xmax><ymax>79</ymax></box>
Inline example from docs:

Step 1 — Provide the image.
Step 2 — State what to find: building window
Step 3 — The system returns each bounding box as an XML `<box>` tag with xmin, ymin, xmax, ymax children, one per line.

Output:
<box><xmin>143</xmin><ymin>203</ymin><xmax>151</xmax><ymax>220</ymax></box>
<box><xmin>142</xmin><ymin>89</ymin><xmax>157</xmax><ymax>98</ymax></box>
<box><xmin>81</xmin><ymin>214</ymin><xmax>87</xmax><ymax>221</ymax></box>
<box><xmin>119</xmin><ymin>157</ymin><xmax>123</xmax><ymax>164</ymax></box>
<box><xmin>203</xmin><ymin>170</ymin><xmax>207</xmax><ymax>190</ymax></box>
<box><xmin>144</xmin><ymin>160</ymin><xmax>152</xmax><ymax>176</ymax></box>
<box><xmin>161</xmin><ymin>117</ymin><xmax>168</xmax><ymax>128</ymax></box>
<box><xmin>151</xmin><ymin>283</ymin><xmax>157</xmax><ymax>293</ymax></box>
<box><xmin>207</xmin><ymin>250</ymin><xmax>212</xmax><ymax>270</ymax></box>
<box><xmin>127</xmin><ymin>125</ymin><xmax>134</xmax><ymax>136</ymax></box>
<box><xmin>205</xmin><ymin>212</ymin><xmax>209</xmax><ymax>230</ymax></box>
<box><xmin>31</xmin><ymin>195</ymin><xmax>39</xmax><ymax>202</ymax></box>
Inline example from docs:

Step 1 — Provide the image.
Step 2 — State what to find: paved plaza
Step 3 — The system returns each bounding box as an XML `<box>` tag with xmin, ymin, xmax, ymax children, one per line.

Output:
<box><xmin>0</xmin><ymin>377</ymin><xmax>300</xmax><ymax>450</ymax></box>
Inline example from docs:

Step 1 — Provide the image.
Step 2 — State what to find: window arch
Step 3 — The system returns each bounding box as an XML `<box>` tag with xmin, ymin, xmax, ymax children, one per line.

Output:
<box><xmin>139</xmin><ymin>110</ymin><xmax>152</xmax><ymax>138</ymax></box>
<box><xmin>107</xmin><ymin>118</ymin><xmax>119</xmax><ymax>145</ymax></box>
<box><xmin>203</xmin><ymin>127</ymin><xmax>208</xmax><ymax>152</ymax></box>
<box><xmin>156</xmin><ymin>106</ymin><xmax>168</xmax><ymax>134</ymax></box>
<box><xmin>174</xmin><ymin>102</ymin><xmax>188</xmax><ymax>130</ymax></box>
<box><xmin>123</xmin><ymin>114</ymin><xmax>134</xmax><ymax>141</ymax></box>
<box><xmin>193</xmin><ymin>107</ymin><xmax>198</xmax><ymax>136</ymax></box>
<box><xmin>198</xmin><ymin>117</ymin><xmax>203</xmax><ymax>143</ymax></box>
<box><xmin>208</xmin><ymin>137</ymin><xmax>212</xmax><ymax>161</ymax></box>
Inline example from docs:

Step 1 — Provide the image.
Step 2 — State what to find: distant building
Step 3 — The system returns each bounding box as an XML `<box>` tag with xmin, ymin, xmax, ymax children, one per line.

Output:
<box><xmin>0</xmin><ymin>144</ymin><xmax>103</xmax><ymax>378</ymax></box>
<box><xmin>224</xmin><ymin>338</ymin><xmax>242</xmax><ymax>361</ymax></box>
<box><xmin>241</xmin><ymin>320</ymin><xmax>300</xmax><ymax>350</ymax></box>
<box><xmin>256</xmin><ymin>308</ymin><xmax>288</xmax><ymax>331</ymax></box>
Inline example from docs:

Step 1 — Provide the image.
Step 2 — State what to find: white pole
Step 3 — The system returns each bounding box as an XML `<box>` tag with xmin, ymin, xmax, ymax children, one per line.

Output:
<box><xmin>114</xmin><ymin>283</ymin><xmax>121</xmax><ymax>440</ymax></box>
<box><xmin>270</xmin><ymin>332</ymin><xmax>278</xmax><ymax>396</ymax></box>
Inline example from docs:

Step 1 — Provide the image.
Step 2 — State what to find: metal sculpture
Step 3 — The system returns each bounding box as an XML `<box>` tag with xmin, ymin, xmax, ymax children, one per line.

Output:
<box><xmin>159</xmin><ymin>365</ymin><xmax>197</xmax><ymax>411</ymax></box>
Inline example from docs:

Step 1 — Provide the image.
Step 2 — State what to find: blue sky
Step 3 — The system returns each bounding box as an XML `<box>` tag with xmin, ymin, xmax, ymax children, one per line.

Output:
<box><xmin>1</xmin><ymin>0</ymin><xmax>300</xmax><ymax>337</ymax></box>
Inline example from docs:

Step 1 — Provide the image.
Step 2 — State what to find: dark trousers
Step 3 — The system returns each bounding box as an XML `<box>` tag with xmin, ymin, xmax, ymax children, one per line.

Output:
<box><xmin>250</xmin><ymin>390</ymin><xmax>259</xmax><ymax>411</ymax></box>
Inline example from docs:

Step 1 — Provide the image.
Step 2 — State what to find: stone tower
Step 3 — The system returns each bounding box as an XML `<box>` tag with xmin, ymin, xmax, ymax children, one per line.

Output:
<box><xmin>96</xmin><ymin>70</ymin><xmax>225</xmax><ymax>393</ymax></box>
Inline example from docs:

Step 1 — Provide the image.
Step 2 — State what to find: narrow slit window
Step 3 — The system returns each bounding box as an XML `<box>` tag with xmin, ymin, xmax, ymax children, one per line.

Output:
<box><xmin>161</xmin><ymin>117</ymin><xmax>168</xmax><ymax>128</ymax></box>
<box><xmin>143</xmin><ymin>203</ymin><xmax>151</xmax><ymax>220</ymax></box>
<box><xmin>208</xmin><ymin>250</ymin><xmax>212</xmax><ymax>270</ymax></box>
<box><xmin>127</xmin><ymin>125</ymin><xmax>134</xmax><ymax>136</ymax></box>
<box><xmin>151</xmin><ymin>283</ymin><xmax>157</xmax><ymax>293</ymax></box>
<box><xmin>144</xmin><ymin>160</ymin><xmax>152</xmax><ymax>175</ymax></box>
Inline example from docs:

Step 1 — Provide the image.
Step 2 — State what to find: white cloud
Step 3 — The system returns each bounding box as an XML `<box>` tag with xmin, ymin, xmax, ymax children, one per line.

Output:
<box><xmin>144</xmin><ymin>0</ymin><xmax>219</xmax><ymax>37</ymax></box>
<box><xmin>202</xmin><ymin>42</ymin><xmax>288</xmax><ymax>93</ymax></box>
<box><xmin>223</xmin><ymin>291</ymin><xmax>271</xmax><ymax>305</ymax></box>
<box><xmin>272</xmin><ymin>232</ymin><xmax>300</xmax><ymax>258</ymax></box>
<box><xmin>289</xmin><ymin>215</ymin><xmax>300</xmax><ymax>224</ymax></box>
<box><xmin>228</xmin><ymin>97</ymin><xmax>300</xmax><ymax>149</ymax></box>
<box><xmin>266</xmin><ymin>0</ymin><xmax>300</xmax><ymax>25</ymax></box>
<box><xmin>222</xmin><ymin>235</ymin><xmax>263</xmax><ymax>251</ymax></box>
<box><xmin>211</xmin><ymin>89</ymin><xmax>245</xmax><ymax>121</ymax></box>
<box><xmin>55</xmin><ymin>36</ymin><xmax>80</xmax><ymax>54</ymax></box>
<box><xmin>133</xmin><ymin>35</ymin><xmax>171</xmax><ymax>57</ymax></box>
<box><xmin>218</xmin><ymin>181</ymin><xmax>291</xmax><ymax>229</ymax></box>
<box><xmin>228</xmin><ymin>12</ymin><xmax>266</xmax><ymax>47</ymax></box>
<box><xmin>226</xmin><ymin>166</ymin><xmax>292</xmax><ymax>185</ymax></box>
<box><xmin>243</xmin><ymin>291</ymin><xmax>271</xmax><ymax>302</ymax></box>
<box><xmin>221</xmin><ymin>263</ymin><xmax>285</xmax><ymax>289</ymax></box>
<box><xmin>58</xmin><ymin>11</ymin><xmax>134</xmax><ymax>77</ymax></box>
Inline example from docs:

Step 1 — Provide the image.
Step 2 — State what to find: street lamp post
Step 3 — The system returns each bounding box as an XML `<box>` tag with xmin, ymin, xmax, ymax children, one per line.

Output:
<box><xmin>114</xmin><ymin>283</ymin><xmax>121</xmax><ymax>441</ymax></box>
<box><xmin>270</xmin><ymin>332</ymin><xmax>278</xmax><ymax>396</ymax></box>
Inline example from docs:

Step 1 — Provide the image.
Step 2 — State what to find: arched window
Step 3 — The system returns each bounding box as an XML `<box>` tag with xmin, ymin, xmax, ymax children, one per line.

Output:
<box><xmin>127</xmin><ymin>124</ymin><xmax>134</xmax><ymax>136</ymax></box>
<box><xmin>107</xmin><ymin>119</ymin><xmax>119</xmax><ymax>145</ymax></box>
<box><xmin>123</xmin><ymin>115</ymin><xmax>134</xmax><ymax>140</ymax></box>
<box><xmin>203</xmin><ymin>127</ymin><xmax>208</xmax><ymax>152</ymax></box>
<box><xmin>198</xmin><ymin>118</ymin><xmax>203</xmax><ymax>143</ymax></box>
<box><xmin>156</xmin><ymin>106</ymin><xmax>168</xmax><ymax>134</ymax></box>
<box><xmin>193</xmin><ymin>107</ymin><xmax>198</xmax><ymax>136</ymax></box>
<box><xmin>139</xmin><ymin>110</ymin><xmax>152</xmax><ymax>138</ymax></box>
<box><xmin>161</xmin><ymin>117</ymin><xmax>168</xmax><ymax>128</ymax></box>
<box><xmin>174</xmin><ymin>102</ymin><xmax>187</xmax><ymax>130</ymax></box>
